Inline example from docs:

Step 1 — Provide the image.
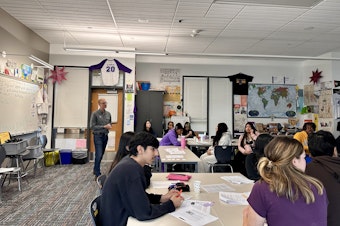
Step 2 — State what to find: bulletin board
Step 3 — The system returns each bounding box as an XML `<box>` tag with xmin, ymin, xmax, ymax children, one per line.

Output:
<box><xmin>0</xmin><ymin>73</ymin><xmax>39</xmax><ymax>135</ymax></box>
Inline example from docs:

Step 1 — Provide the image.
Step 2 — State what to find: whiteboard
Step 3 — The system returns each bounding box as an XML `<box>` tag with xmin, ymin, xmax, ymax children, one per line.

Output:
<box><xmin>54</xmin><ymin>68</ymin><xmax>89</xmax><ymax>128</ymax></box>
<box><xmin>183</xmin><ymin>77</ymin><xmax>208</xmax><ymax>132</ymax></box>
<box><xmin>0</xmin><ymin>74</ymin><xmax>39</xmax><ymax>135</ymax></box>
<box><xmin>209</xmin><ymin>78</ymin><xmax>232</xmax><ymax>137</ymax></box>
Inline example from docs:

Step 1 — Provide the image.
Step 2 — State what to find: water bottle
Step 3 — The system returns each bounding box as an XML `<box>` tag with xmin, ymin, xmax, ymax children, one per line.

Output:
<box><xmin>181</xmin><ymin>136</ymin><xmax>186</xmax><ymax>149</ymax></box>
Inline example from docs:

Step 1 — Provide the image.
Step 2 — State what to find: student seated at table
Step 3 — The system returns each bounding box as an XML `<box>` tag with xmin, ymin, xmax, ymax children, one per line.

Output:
<box><xmin>143</xmin><ymin>120</ymin><xmax>156</xmax><ymax>137</ymax></box>
<box><xmin>100</xmin><ymin>132</ymin><xmax>183</xmax><ymax>226</ymax></box>
<box><xmin>305</xmin><ymin>130</ymin><xmax>340</xmax><ymax>226</ymax></box>
<box><xmin>163</xmin><ymin>121</ymin><xmax>174</xmax><ymax>136</ymax></box>
<box><xmin>245</xmin><ymin>133</ymin><xmax>273</xmax><ymax>181</ymax></box>
<box><xmin>234</xmin><ymin>122</ymin><xmax>260</xmax><ymax>176</ymax></box>
<box><xmin>160</xmin><ymin>123</ymin><xmax>183</xmax><ymax>146</ymax></box>
<box><xmin>294</xmin><ymin>122</ymin><xmax>316</xmax><ymax>163</ymax></box>
<box><xmin>198</xmin><ymin>122</ymin><xmax>231</xmax><ymax>173</ymax></box>
<box><xmin>108</xmin><ymin>131</ymin><xmax>152</xmax><ymax>187</ymax></box>
<box><xmin>243</xmin><ymin>137</ymin><xmax>327</xmax><ymax>226</ymax></box>
<box><xmin>182</xmin><ymin>122</ymin><xmax>196</xmax><ymax>138</ymax></box>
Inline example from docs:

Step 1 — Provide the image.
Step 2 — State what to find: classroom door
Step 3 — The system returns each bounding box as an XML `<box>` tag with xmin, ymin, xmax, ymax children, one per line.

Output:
<box><xmin>89</xmin><ymin>89</ymin><xmax>123</xmax><ymax>153</ymax></box>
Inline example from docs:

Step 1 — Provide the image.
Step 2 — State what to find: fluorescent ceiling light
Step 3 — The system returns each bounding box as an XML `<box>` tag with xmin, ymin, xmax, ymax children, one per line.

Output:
<box><xmin>64</xmin><ymin>46</ymin><xmax>166</xmax><ymax>56</ymax></box>
<box><xmin>135</xmin><ymin>52</ymin><xmax>167</xmax><ymax>56</ymax></box>
<box><xmin>64</xmin><ymin>47</ymin><xmax>123</xmax><ymax>53</ymax></box>
<box><xmin>213</xmin><ymin>0</ymin><xmax>323</xmax><ymax>8</ymax></box>
<box><xmin>29</xmin><ymin>55</ymin><xmax>54</xmax><ymax>69</ymax></box>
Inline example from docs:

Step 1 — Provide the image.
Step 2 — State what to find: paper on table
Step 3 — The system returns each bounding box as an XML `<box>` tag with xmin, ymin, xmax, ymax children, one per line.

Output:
<box><xmin>180</xmin><ymin>200</ymin><xmax>214</xmax><ymax>214</ymax></box>
<box><xmin>151</xmin><ymin>181</ymin><xmax>179</xmax><ymax>189</ymax></box>
<box><xmin>219</xmin><ymin>191</ymin><xmax>250</xmax><ymax>205</ymax></box>
<box><xmin>165</xmin><ymin>148</ymin><xmax>186</xmax><ymax>154</ymax></box>
<box><xmin>165</xmin><ymin>155</ymin><xmax>184</xmax><ymax>159</ymax></box>
<box><xmin>170</xmin><ymin>205</ymin><xmax>218</xmax><ymax>226</ymax></box>
<box><xmin>220</xmin><ymin>175</ymin><xmax>254</xmax><ymax>184</ymax></box>
<box><xmin>201</xmin><ymin>183</ymin><xmax>235</xmax><ymax>193</ymax></box>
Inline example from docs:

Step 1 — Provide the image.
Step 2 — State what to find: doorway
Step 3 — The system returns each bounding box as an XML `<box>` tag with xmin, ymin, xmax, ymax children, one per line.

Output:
<box><xmin>89</xmin><ymin>89</ymin><xmax>123</xmax><ymax>159</ymax></box>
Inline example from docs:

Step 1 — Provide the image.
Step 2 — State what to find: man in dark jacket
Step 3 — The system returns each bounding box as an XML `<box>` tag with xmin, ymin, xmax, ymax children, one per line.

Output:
<box><xmin>306</xmin><ymin>130</ymin><xmax>340</xmax><ymax>226</ymax></box>
<box><xmin>100</xmin><ymin>132</ymin><xmax>183</xmax><ymax>226</ymax></box>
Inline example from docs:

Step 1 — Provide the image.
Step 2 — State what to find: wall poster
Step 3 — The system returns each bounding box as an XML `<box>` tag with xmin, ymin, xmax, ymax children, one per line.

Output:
<box><xmin>248</xmin><ymin>83</ymin><xmax>297</xmax><ymax>118</ymax></box>
<box><xmin>233</xmin><ymin>95</ymin><xmax>248</xmax><ymax>137</ymax></box>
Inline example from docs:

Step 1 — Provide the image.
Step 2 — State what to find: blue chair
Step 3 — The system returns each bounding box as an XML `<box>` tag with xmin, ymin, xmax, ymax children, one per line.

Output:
<box><xmin>210</xmin><ymin>146</ymin><xmax>234</xmax><ymax>173</ymax></box>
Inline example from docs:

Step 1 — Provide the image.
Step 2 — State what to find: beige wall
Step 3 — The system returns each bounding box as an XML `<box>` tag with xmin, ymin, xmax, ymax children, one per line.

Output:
<box><xmin>0</xmin><ymin>8</ymin><xmax>49</xmax><ymax>63</ymax></box>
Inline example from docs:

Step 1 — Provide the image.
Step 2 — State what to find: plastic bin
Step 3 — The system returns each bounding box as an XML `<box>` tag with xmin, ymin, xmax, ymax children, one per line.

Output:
<box><xmin>141</xmin><ymin>82</ymin><xmax>150</xmax><ymax>90</ymax></box>
<box><xmin>72</xmin><ymin>149</ymin><xmax>88</xmax><ymax>164</ymax></box>
<box><xmin>3</xmin><ymin>140</ymin><xmax>28</xmax><ymax>155</ymax></box>
<box><xmin>59</xmin><ymin>149</ymin><xmax>72</xmax><ymax>165</ymax></box>
<box><xmin>44</xmin><ymin>150</ymin><xmax>60</xmax><ymax>166</ymax></box>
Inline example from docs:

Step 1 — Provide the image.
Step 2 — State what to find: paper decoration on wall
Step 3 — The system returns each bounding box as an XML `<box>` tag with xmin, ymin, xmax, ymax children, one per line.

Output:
<box><xmin>21</xmin><ymin>64</ymin><xmax>32</xmax><ymax>78</ymax></box>
<box><xmin>49</xmin><ymin>66</ymin><xmax>68</xmax><ymax>84</ymax></box>
<box><xmin>160</xmin><ymin>68</ymin><xmax>180</xmax><ymax>83</ymax></box>
<box><xmin>309</xmin><ymin>69</ymin><xmax>322</xmax><ymax>84</ymax></box>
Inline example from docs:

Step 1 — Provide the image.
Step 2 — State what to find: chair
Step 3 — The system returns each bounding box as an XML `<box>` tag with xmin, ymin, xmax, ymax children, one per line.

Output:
<box><xmin>0</xmin><ymin>145</ymin><xmax>23</xmax><ymax>200</ymax></box>
<box><xmin>96</xmin><ymin>174</ymin><xmax>107</xmax><ymax>193</ymax></box>
<box><xmin>210</xmin><ymin>145</ymin><xmax>234</xmax><ymax>173</ymax></box>
<box><xmin>89</xmin><ymin>195</ymin><xmax>101</xmax><ymax>225</ymax></box>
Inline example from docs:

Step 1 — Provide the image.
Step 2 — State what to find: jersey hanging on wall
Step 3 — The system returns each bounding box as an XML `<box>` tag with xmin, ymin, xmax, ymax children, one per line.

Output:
<box><xmin>227</xmin><ymin>73</ymin><xmax>253</xmax><ymax>95</ymax></box>
<box><xmin>89</xmin><ymin>59</ymin><xmax>132</xmax><ymax>86</ymax></box>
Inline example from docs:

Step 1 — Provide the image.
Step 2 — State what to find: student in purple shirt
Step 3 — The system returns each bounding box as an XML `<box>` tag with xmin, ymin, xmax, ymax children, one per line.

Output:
<box><xmin>160</xmin><ymin>123</ymin><xmax>183</xmax><ymax>146</ymax></box>
<box><xmin>243</xmin><ymin>137</ymin><xmax>328</xmax><ymax>226</ymax></box>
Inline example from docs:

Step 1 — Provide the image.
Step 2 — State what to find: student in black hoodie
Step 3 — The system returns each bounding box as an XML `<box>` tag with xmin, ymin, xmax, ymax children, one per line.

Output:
<box><xmin>306</xmin><ymin>130</ymin><xmax>340</xmax><ymax>226</ymax></box>
<box><xmin>100</xmin><ymin>132</ymin><xmax>183</xmax><ymax>226</ymax></box>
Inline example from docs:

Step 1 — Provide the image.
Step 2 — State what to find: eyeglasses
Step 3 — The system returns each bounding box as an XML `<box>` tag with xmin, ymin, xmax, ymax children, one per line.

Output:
<box><xmin>100</xmin><ymin>102</ymin><xmax>107</xmax><ymax>105</ymax></box>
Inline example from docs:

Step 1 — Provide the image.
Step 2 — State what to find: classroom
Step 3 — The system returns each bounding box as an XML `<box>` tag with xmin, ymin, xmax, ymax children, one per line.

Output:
<box><xmin>1</xmin><ymin>1</ymin><xmax>340</xmax><ymax>225</ymax></box>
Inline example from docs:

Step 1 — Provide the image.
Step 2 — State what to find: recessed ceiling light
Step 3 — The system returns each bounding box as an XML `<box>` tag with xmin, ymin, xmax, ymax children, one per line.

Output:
<box><xmin>138</xmin><ymin>18</ymin><xmax>149</xmax><ymax>23</ymax></box>
<box><xmin>304</xmin><ymin>26</ymin><xmax>315</xmax><ymax>30</ymax></box>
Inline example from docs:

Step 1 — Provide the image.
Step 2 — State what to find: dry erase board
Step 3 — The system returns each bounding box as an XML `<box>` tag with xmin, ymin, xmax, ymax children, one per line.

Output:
<box><xmin>0</xmin><ymin>74</ymin><xmax>39</xmax><ymax>135</ymax></box>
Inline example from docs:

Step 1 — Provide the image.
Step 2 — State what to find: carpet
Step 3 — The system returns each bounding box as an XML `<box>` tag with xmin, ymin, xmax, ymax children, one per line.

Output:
<box><xmin>0</xmin><ymin>162</ymin><xmax>110</xmax><ymax>226</ymax></box>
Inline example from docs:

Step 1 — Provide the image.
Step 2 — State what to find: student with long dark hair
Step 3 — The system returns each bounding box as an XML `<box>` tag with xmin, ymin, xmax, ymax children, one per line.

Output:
<box><xmin>245</xmin><ymin>133</ymin><xmax>273</xmax><ymax>181</ymax></box>
<box><xmin>143</xmin><ymin>120</ymin><xmax>156</xmax><ymax>137</ymax></box>
<box><xmin>108</xmin><ymin>131</ymin><xmax>153</xmax><ymax>187</ymax></box>
<box><xmin>234</xmin><ymin>122</ymin><xmax>260</xmax><ymax>176</ymax></box>
<box><xmin>198</xmin><ymin>122</ymin><xmax>231</xmax><ymax>173</ymax></box>
<box><xmin>109</xmin><ymin>131</ymin><xmax>135</xmax><ymax>172</ymax></box>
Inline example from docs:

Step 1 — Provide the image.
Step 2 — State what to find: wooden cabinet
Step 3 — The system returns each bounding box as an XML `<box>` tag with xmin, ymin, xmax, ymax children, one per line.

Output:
<box><xmin>135</xmin><ymin>90</ymin><xmax>164</xmax><ymax>137</ymax></box>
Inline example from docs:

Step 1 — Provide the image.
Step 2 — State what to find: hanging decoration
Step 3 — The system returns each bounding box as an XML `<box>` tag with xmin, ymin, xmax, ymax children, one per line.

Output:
<box><xmin>48</xmin><ymin>66</ymin><xmax>68</xmax><ymax>84</ymax></box>
<box><xmin>309</xmin><ymin>69</ymin><xmax>322</xmax><ymax>84</ymax></box>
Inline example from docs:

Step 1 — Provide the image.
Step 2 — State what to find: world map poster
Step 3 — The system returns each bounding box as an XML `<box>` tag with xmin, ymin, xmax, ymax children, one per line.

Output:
<box><xmin>248</xmin><ymin>84</ymin><xmax>297</xmax><ymax>118</ymax></box>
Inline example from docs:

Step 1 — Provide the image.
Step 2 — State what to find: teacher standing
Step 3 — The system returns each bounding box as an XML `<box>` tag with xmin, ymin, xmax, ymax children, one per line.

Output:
<box><xmin>90</xmin><ymin>98</ymin><xmax>112</xmax><ymax>178</ymax></box>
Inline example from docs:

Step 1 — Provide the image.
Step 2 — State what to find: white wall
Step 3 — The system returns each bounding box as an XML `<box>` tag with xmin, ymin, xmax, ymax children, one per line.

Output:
<box><xmin>136</xmin><ymin>55</ymin><xmax>304</xmax><ymax>134</ymax></box>
<box><xmin>47</xmin><ymin>44</ymin><xmax>136</xmax><ymax>147</ymax></box>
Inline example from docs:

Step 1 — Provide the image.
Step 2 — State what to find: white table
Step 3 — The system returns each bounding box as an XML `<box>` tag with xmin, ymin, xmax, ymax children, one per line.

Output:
<box><xmin>128</xmin><ymin>173</ymin><xmax>254</xmax><ymax>226</ymax></box>
<box><xmin>186</xmin><ymin>138</ymin><xmax>238</xmax><ymax>148</ymax></box>
<box><xmin>186</xmin><ymin>138</ymin><xmax>212</xmax><ymax>148</ymax></box>
<box><xmin>158</xmin><ymin>146</ymin><xmax>201</xmax><ymax>173</ymax></box>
